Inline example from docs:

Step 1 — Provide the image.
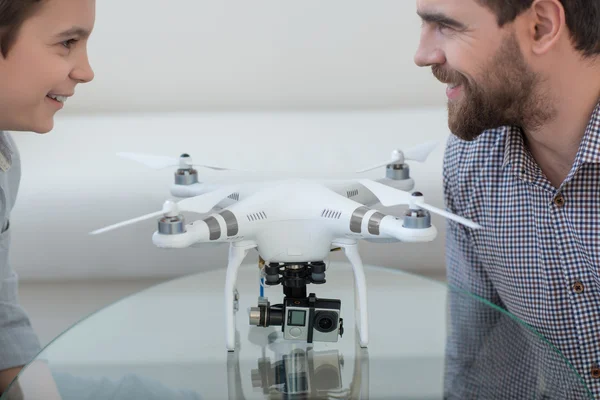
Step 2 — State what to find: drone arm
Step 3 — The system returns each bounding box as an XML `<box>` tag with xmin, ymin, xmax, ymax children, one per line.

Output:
<box><xmin>377</xmin><ymin>216</ymin><xmax>437</xmax><ymax>243</ymax></box>
<box><xmin>337</xmin><ymin>211</ymin><xmax>437</xmax><ymax>243</ymax></box>
<box><xmin>152</xmin><ymin>221</ymin><xmax>213</xmax><ymax>248</ymax></box>
<box><xmin>171</xmin><ymin>183</ymin><xmax>208</xmax><ymax>198</ymax></box>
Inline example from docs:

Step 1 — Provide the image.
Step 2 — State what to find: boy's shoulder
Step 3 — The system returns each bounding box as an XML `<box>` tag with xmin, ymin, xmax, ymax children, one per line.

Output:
<box><xmin>0</xmin><ymin>132</ymin><xmax>20</xmax><ymax>219</ymax></box>
<box><xmin>0</xmin><ymin>131</ymin><xmax>14</xmax><ymax>172</ymax></box>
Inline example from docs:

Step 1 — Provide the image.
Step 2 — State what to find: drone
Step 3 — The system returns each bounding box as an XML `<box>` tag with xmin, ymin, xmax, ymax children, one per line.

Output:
<box><xmin>91</xmin><ymin>141</ymin><xmax>480</xmax><ymax>352</ymax></box>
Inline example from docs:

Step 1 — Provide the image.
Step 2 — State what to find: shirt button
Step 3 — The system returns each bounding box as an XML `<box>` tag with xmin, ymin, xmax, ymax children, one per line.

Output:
<box><xmin>591</xmin><ymin>366</ymin><xmax>600</xmax><ymax>379</ymax></box>
<box><xmin>572</xmin><ymin>281</ymin><xmax>585</xmax><ymax>294</ymax></box>
<box><xmin>553</xmin><ymin>193</ymin><xmax>565</xmax><ymax>207</ymax></box>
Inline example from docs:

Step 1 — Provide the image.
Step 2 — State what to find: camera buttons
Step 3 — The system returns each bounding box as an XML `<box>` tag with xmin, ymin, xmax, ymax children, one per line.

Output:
<box><xmin>290</xmin><ymin>327</ymin><xmax>303</xmax><ymax>338</ymax></box>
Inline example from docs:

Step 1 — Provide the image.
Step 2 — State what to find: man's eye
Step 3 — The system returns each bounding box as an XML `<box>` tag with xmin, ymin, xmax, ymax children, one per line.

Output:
<box><xmin>61</xmin><ymin>39</ymin><xmax>78</xmax><ymax>49</ymax></box>
<box><xmin>437</xmin><ymin>23</ymin><xmax>452</xmax><ymax>32</ymax></box>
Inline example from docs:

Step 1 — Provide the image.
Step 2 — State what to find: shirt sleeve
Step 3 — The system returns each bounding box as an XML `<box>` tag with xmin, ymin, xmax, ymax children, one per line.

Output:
<box><xmin>442</xmin><ymin>134</ymin><xmax>508</xmax><ymax>397</ymax></box>
<box><xmin>442</xmin><ymin>134</ymin><xmax>502</xmax><ymax>304</ymax></box>
<box><xmin>0</xmin><ymin>220</ymin><xmax>42</xmax><ymax>371</ymax></box>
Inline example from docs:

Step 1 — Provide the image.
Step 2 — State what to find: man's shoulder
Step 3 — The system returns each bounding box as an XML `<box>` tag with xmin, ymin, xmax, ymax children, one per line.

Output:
<box><xmin>442</xmin><ymin>127</ymin><xmax>509</xmax><ymax>213</ymax></box>
<box><xmin>444</xmin><ymin>127</ymin><xmax>508</xmax><ymax>181</ymax></box>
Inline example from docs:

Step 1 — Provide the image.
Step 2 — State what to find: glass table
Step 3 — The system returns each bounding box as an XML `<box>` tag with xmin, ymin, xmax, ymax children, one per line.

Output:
<box><xmin>2</xmin><ymin>262</ymin><xmax>592</xmax><ymax>399</ymax></box>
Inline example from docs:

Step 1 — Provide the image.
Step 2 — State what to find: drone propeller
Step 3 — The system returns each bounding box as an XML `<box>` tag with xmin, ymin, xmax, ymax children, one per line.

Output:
<box><xmin>89</xmin><ymin>186</ymin><xmax>239</xmax><ymax>235</ymax></box>
<box><xmin>117</xmin><ymin>152</ymin><xmax>240</xmax><ymax>171</ymax></box>
<box><xmin>358</xmin><ymin>179</ymin><xmax>481</xmax><ymax>229</ymax></box>
<box><xmin>356</xmin><ymin>141</ymin><xmax>439</xmax><ymax>173</ymax></box>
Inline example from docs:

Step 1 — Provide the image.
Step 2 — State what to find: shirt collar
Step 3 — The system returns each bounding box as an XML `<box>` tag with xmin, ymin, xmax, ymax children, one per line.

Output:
<box><xmin>502</xmin><ymin>125</ymin><xmax>540</xmax><ymax>181</ymax></box>
<box><xmin>572</xmin><ymin>100</ymin><xmax>600</xmax><ymax>166</ymax></box>
<box><xmin>502</xmin><ymin>100</ymin><xmax>600</xmax><ymax>179</ymax></box>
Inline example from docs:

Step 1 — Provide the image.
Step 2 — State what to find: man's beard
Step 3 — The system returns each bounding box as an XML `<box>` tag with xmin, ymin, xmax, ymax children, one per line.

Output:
<box><xmin>433</xmin><ymin>33</ymin><xmax>554</xmax><ymax>141</ymax></box>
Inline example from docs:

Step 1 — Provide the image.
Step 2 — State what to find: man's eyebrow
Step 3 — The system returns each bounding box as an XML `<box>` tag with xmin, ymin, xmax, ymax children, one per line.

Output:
<box><xmin>417</xmin><ymin>10</ymin><xmax>467</xmax><ymax>30</ymax></box>
<box><xmin>54</xmin><ymin>26</ymin><xmax>91</xmax><ymax>39</ymax></box>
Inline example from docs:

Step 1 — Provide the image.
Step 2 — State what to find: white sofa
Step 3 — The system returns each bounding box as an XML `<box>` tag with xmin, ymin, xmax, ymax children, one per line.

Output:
<box><xmin>11</xmin><ymin>108</ymin><xmax>452</xmax><ymax>281</ymax></box>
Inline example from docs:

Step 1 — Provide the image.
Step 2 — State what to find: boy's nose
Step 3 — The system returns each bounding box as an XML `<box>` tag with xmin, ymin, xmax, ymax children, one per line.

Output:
<box><xmin>71</xmin><ymin>54</ymin><xmax>95</xmax><ymax>83</ymax></box>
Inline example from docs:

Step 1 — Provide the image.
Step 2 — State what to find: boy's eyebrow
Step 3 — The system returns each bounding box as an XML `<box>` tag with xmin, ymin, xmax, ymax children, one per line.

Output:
<box><xmin>417</xmin><ymin>10</ymin><xmax>467</xmax><ymax>30</ymax></box>
<box><xmin>55</xmin><ymin>26</ymin><xmax>91</xmax><ymax>39</ymax></box>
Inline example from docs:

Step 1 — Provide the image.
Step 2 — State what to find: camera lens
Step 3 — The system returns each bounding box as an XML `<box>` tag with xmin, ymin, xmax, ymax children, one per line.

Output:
<box><xmin>314</xmin><ymin>311</ymin><xmax>337</xmax><ymax>333</ymax></box>
<box><xmin>319</xmin><ymin>318</ymin><xmax>332</xmax><ymax>330</ymax></box>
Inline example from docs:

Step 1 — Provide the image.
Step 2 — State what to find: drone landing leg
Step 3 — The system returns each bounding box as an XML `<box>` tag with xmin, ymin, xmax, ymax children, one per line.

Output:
<box><xmin>225</xmin><ymin>242</ymin><xmax>256</xmax><ymax>352</ymax></box>
<box><xmin>334</xmin><ymin>242</ymin><xmax>369</xmax><ymax>347</ymax></box>
<box><xmin>350</xmin><ymin>341</ymin><xmax>370</xmax><ymax>399</ymax></box>
<box><xmin>226</xmin><ymin>351</ymin><xmax>245</xmax><ymax>400</ymax></box>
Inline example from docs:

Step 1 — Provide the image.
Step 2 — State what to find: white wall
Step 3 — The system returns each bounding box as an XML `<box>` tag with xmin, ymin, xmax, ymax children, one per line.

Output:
<box><xmin>11</xmin><ymin>109</ymin><xmax>451</xmax><ymax>281</ymax></box>
<box><xmin>67</xmin><ymin>0</ymin><xmax>445</xmax><ymax>113</ymax></box>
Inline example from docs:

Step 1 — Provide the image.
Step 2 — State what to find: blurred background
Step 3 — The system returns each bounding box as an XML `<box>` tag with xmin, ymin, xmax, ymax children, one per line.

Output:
<box><xmin>12</xmin><ymin>0</ymin><xmax>453</xmax><ymax>345</ymax></box>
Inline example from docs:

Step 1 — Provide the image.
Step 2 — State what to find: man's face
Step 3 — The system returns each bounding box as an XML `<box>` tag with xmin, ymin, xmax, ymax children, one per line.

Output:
<box><xmin>414</xmin><ymin>0</ymin><xmax>550</xmax><ymax>140</ymax></box>
<box><xmin>0</xmin><ymin>0</ymin><xmax>95</xmax><ymax>133</ymax></box>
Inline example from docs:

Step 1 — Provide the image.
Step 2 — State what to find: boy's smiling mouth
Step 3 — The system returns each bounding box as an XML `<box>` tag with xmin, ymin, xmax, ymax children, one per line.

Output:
<box><xmin>45</xmin><ymin>93</ymin><xmax>71</xmax><ymax>109</ymax></box>
<box><xmin>46</xmin><ymin>93</ymin><xmax>69</xmax><ymax>103</ymax></box>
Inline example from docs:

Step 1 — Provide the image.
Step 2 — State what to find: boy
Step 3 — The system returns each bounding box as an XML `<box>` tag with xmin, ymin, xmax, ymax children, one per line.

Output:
<box><xmin>0</xmin><ymin>0</ymin><xmax>95</xmax><ymax>393</ymax></box>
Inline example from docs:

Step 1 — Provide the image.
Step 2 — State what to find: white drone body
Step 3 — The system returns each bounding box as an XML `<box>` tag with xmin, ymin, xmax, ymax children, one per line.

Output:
<box><xmin>92</xmin><ymin>142</ymin><xmax>480</xmax><ymax>351</ymax></box>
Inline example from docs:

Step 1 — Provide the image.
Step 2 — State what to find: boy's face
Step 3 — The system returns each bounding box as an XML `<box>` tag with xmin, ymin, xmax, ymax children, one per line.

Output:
<box><xmin>0</xmin><ymin>0</ymin><xmax>95</xmax><ymax>133</ymax></box>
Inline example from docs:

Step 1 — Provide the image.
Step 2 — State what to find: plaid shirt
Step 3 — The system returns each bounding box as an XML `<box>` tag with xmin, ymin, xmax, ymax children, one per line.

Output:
<box><xmin>443</xmin><ymin>101</ymin><xmax>600</xmax><ymax>398</ymax></box>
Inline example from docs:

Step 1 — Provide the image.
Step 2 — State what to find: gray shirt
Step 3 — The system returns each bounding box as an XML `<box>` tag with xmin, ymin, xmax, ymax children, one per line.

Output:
<box><xmin>0</xmin><ymin>132</ymin><xmax>41</xmax><ymax>370</ymax></box>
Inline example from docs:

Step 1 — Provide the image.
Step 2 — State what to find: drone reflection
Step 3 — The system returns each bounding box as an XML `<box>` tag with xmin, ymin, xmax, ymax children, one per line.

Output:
<box><xmin>226</xmin><ymin>329</ymin><xmax>369</xmax><ymax>399</ymax></box>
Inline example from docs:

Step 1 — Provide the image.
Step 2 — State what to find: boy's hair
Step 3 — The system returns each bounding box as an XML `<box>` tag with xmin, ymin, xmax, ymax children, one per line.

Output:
<box><xmin>477</xmin><ymin>0</ymin><xmax>600</xmax><ymax>57</ymax></box>
<box><xmin>0</xmin><ymin>0</ymin><xmax>43</xmax><ymax>57</ymax></box>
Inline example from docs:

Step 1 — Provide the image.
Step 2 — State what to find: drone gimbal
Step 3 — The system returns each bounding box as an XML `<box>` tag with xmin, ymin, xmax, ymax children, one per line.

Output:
<box><xmin>249</xmin><ymin>261</ymin><xmax>345</xmax><ymax>344</ymax></box>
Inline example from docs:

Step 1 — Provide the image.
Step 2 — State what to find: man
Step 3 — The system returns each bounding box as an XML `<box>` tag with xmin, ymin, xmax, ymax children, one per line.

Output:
<box><xmin>414</xmin><ymin>0</ymin><xmax>600</xmax><ymax>397</ymax></box>
<box><xmin>0</xmin><ymin>0</ymin><xmax>95</xmax><ymax>394</ymax></box>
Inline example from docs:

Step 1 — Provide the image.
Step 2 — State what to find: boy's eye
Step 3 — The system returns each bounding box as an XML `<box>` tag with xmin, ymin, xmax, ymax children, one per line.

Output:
<box><xmin>61</xmin><ymin>38</ymin><xmax>78</xmax><ymax>49</ymax></box>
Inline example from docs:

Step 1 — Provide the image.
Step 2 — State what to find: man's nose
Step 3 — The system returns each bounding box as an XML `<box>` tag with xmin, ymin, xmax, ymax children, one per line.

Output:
<box><xmin>414</xmin><ymin>38</ymin><xmax>445</xmax><ymax>67</ymax></box>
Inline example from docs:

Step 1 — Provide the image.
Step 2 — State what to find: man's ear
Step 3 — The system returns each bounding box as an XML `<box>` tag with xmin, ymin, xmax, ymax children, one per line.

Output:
<box><xmin>528</xmin><ymin>0</ymin><xmax>565</xmax><ymax>55</ymax></box>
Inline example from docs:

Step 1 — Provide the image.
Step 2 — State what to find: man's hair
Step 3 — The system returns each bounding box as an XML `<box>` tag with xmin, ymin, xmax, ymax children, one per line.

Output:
<box><xmin>0</xmin><ymin>0</ymin><xmax>43</xmax><ymax>58</ymax></box>
<box><xmin>477</xmin><ymin>0</ymin><xmax>600</xmax><ymax>57</ymax></box>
